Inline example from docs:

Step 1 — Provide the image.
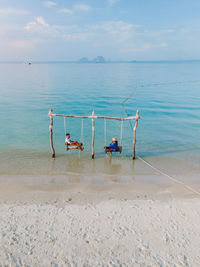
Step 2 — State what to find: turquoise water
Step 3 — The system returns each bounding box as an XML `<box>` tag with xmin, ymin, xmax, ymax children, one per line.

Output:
<box><xmin>0</xmin><ymin>62</ymin><xmax>200</xmax><ymax>174</ymax></box>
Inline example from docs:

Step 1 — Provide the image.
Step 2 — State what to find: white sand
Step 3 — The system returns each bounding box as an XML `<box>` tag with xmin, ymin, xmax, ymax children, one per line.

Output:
<box><xmin>1</xmin><ymin>198</ymin><xmax>200</xmax><ymax>266</ymax></box>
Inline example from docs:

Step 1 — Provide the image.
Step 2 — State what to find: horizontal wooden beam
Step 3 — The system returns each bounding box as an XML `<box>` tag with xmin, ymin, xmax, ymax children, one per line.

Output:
<box><xmin>50</xmin><ymin>113</ymin><xmax>140</xmax><ymax>121</ymax></box>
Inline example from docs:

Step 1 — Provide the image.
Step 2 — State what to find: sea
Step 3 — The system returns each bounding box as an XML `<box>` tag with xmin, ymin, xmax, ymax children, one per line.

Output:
<box><xmin>0</xmin><ymin>62</ymin><xmax>199</xmax><ymax>181</ymax></box>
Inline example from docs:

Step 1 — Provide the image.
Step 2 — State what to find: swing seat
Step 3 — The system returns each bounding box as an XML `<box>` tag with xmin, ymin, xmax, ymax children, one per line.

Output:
<box><xmin>66</xmin><ymin>143</ymin><xmax>84</xmax><ymax>151</ymax></box>
<box><xmin>104</xmin><ymin>146</ymin><xmax>122</xmax><ymax>154</ymax></box>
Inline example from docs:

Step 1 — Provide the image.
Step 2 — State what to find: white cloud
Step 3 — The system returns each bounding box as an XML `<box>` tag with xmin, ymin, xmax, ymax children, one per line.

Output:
<box><xmin>59</xmin><ymin>8</ymin><xmax>73</xmax><ymax>14</ymax></box>
<box><xmin>44</xmin><ymin>1</ymin><xmax>57</xmax><ymax>8</ymax></box>
<box><xmin>2</xmin><ymin>14</ymin><xmax>198</xmax><ymax>60</ymax></box>
<box><xmin>0</xmin><ymin>8</ymin><xmax>29</xmax><ymax>15</ymax></box>
<box><xmin>87</xmin><ymin>21</ymin><xmax>173</xmax><ymax>56</ymax></box>
<box><xmin>22</xmin><ymin>18</ymin><xmax>178</xmax><ymax>57</ymax></box>
<box><xmin>92</xmin><ymin>21</ymin><xmax>175</xmax><ymax>45</ymax></box>
<box><xmin>74</xmin><ymin>4</ymin><xmax>91</xmax><ymax>11</ymax></box>
<box><xmin>108</xmin><ymin>0</ymin><xmax>120</xmax><ymax>5</ymax></box>
<box><xmin>53</xmin><ymin>20</ymin><xmax>135</xmax><ymax>46</ymax></box>
<box><xmin>36</xmin><ymin>16</ymin><xmax>49</xmax><ymax>26</ymax></box>
<box><xmin>25</xmin><ymin>16</ymin><xmax>51</xmax><ymax>34</ymax></box>
<box><xmin>25</xmin><ymin>17</ymin><xmax>92</xmax><ymax>41</ymax></box>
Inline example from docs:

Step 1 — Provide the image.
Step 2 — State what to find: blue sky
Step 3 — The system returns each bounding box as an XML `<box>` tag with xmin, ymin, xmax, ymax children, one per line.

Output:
<box><xmin>0</xmin><ymin>0</ymin><xmax>200</xmax><ymax>61</ymax></box>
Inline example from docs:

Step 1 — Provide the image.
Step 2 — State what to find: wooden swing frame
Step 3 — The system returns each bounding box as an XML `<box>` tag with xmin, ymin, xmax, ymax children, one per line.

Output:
<box><xmin>48</xmin><ymin>109</ymin><xmax>140</xmax><ymax>159</ymax></box>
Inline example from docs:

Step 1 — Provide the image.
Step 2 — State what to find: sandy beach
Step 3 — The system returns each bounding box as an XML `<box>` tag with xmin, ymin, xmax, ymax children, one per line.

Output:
<box><xmin>0</xmin><ymin>167</ymin><xmax>200</xmax><ymax>267</ymax></box>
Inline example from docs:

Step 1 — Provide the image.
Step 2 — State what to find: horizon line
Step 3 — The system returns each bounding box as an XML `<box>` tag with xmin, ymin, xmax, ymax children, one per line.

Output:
<box><xmin>1</xmin><ymin>59</ymin><xmax>200</xmax><ymax>64</ymax></box>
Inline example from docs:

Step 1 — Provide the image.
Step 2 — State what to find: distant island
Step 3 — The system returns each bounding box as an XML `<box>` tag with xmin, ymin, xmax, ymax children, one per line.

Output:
<box><xmin>78</xmin><ymin>56</ymin><xmax>106</xmax><ymax>63</ymax></box>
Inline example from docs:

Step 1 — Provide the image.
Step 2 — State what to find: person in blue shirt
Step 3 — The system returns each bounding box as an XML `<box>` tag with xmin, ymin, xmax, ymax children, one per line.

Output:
<box><xmin>109</xmin><ymin>137</ymin><xmax>119</xmax><ymax>156</ymax></box>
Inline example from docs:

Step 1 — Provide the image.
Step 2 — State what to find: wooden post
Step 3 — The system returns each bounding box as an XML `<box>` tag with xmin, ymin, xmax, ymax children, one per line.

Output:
<box><xmin>48</xmin><ymin>109</ymin><xmax>55</xmax><ymax>158</ymax></box>
<box><xmin>133</xmin><ymin>110</ymin><xmax>139</xmax><ymax>160</ymax></box>
<box><xmin>92</xmin><ymin>110</ymin><xmax>95</xmax><ymax>159</ymax></box>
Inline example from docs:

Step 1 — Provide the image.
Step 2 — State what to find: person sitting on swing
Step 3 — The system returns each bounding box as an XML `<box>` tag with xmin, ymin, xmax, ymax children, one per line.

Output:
<box><xmin>65</xmin><ymin>133</ymin><xmax>84</xmax><ymax>151</ymax></box>
<box><xmin>108</xmin><ymin>137</ymin><xmax>119</xmax><ymax>155</ymax></box>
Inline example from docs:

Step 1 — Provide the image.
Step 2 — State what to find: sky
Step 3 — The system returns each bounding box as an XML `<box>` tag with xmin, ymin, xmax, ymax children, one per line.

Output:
<box><xmin>1</xmin><ymin>0</ymin><xmax>200</xmax><ymax>61</ymax></box>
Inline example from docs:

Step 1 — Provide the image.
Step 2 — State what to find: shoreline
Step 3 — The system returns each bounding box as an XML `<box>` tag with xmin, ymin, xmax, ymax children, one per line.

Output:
<box><xmin>0</xmin><ymin>152</ymin><xmax>200</xmax><ymax>204</ymax></box>
<box><xmin>0</xmin><ymin>175</ymin><xmax>200</xmax><ymax>205</ymax></box>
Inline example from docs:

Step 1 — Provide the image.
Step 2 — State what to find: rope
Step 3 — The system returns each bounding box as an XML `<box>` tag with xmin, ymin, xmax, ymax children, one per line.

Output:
<box><xmin>104</xmin><ymin>119</ymin><xmax>107</xmax><ymax>146</ymax></box>
<box><xmin>121</xmin><ymin>86</ymin><xmax>137</xmax><ymax>131</ymax></box>
<box><xmin>120</xmin><ymin>120</ymin><xmax>123</xmax><ymax>146</ymax></box>
<box><xmin>137</xmin><ymin>79</ymin><xmax>200</xmax><ymax>88</ymax></box>
<box><xmin>64</xmin><ymin>117</ymin><xmax>67</xmax><ymax>135</ymax></box>
<box><xmin>121</xmin><ymin>86</ymin><xmax>137</xmax><ymax>108</ymax></box>
<box><xmin>137</xmin><ymin>156</ymin><xmax>200</xmax><ymax>196</ymax></box>
<box><xmin>121</xmin><ymin>80</ymin><xmax>200</xmax><ymax>130</ymax></box>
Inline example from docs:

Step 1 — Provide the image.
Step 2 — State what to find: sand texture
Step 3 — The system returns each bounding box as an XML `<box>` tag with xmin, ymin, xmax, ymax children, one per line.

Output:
<box><xmin>0</xmin><ymin>198</ymin><xmax>200</xmax><ymax>266</ymax></box>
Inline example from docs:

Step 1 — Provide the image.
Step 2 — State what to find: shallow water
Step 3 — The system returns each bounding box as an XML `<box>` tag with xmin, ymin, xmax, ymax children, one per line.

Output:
<box><xmin>0</xmin><ymin>62</ymin><xmax>199</xmax><ymax>177</ymax></box>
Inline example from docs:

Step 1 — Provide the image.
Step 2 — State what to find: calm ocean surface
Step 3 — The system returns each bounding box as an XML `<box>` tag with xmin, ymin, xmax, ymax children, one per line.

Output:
<box><xmin>0</xmin><ymin>62</ymin><xmax>199</xmax><ymax>175</ymax></box>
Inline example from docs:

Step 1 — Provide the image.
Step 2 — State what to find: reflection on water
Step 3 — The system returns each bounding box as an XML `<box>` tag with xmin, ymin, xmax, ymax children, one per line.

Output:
<box><xmin>0</xmin><ymin>148</ymin><xmax>199</xmax><ymax>187</ymax></box>
<box><xmin>49</xmin><ymin>154</ymin><xmax>136</xmax><ymax>177</ymax></box>
<box><xmin>0</xmin><ymin>150</ymin><xmax>144</xmax><ymax>185</ymax></box>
